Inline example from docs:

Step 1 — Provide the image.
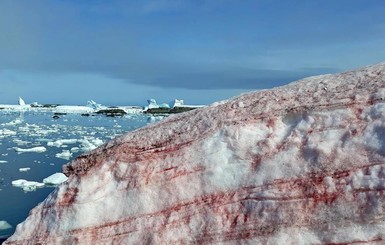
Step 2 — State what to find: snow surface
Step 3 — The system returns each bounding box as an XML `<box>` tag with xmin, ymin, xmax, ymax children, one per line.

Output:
<box><xmin>5</xmin><ymin>62</ymin><xmax>385</xmax><ymax>244</ymax></box>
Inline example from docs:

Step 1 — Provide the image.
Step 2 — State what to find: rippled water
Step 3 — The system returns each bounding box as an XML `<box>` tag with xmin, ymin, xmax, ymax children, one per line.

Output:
<box><xmin>0</xmin><ymin>111</ymin><xmax>156</xmax><ymax>238</ymax></box>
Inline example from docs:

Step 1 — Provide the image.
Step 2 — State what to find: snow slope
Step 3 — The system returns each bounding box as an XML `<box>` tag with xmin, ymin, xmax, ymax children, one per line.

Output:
<box><xmin>5</xmin><ymin>62</ymin><xmax>385</xmax><ymax>244</ymax></box>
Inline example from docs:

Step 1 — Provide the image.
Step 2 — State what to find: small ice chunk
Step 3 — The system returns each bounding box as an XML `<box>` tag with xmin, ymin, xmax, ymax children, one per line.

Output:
<box><xmin>55</xmin><ymin>150</ymin><xmax>72</xmax><ymax>160</ymax></box>
<box><xmin>14</xmin><ymin>146</ymin><xmax>47</xmax><ymax>153</ymax></box>
<box><xmin>43</xmin><ymin>173</ymin><xmax>68</xmax><ymax>185</ymax></box>
<box><xmin>19</xmin><ymin>167</ymin><xmax>31</xmax><ymax>172</ymax></box>
<box><xmin>0</xmin><ymin>129</ymin><xmax>17</xmax><ymax>136</ymax></box>
<box><xmin>0</xmin><ymin>160</ymin><xmax>7</xmax><ymax>163</ymax></box>
<box><xmin>0</xmin><ymin>220</ymin><xmax>12</xmax><ymax>230</ymax></box>
<box><xmin>11</xmin><ymin>179</ymin><xmax>27</xmax><ymax>187</ymax></box>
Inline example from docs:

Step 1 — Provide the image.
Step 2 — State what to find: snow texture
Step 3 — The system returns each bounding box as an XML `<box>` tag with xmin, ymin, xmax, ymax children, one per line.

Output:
<box><xmin>5</xmin><ymin>62</ymin><xmax>385</xmax><ymax>244</ymax></box>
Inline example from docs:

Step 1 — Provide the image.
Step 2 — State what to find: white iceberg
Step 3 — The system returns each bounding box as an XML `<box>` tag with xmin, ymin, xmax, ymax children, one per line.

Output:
<box><xmin>146</xmin><ymin>98</ymin><xmax>159</xmax><ymax>109</ymax></box>
<box><xmin>0</xmin><ymin>220</ymin><xmax>12</xmax><ymax>230</ymax></box>
<box><xmin>14</xmin><ymin>146</ymin><xmax>47</xmax><ymax>153</ymax></box>
<box><xmin>170</xmin><ymin>99</ymin><xmax>184</xmax><ymax>108</ymax></box>
<box><xmin>87</xmin><ymin>100</ymin><xmax>104</xmax><ymax>110</ymax></box>
<box><xmin>43</xmin><ymin>173</ymin><xmax>68</xmax><ymax>185</ymax></box>
<box><xmin>18</xmin><ymin>97</ymin><xmax>26</xmax><ymax>106</ymax></box>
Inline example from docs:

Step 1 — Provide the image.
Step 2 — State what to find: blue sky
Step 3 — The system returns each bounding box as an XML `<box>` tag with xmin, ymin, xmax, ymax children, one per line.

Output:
<box><xmin>0</xmin><ymin>0</ymin><xmax>385</xmax><ymax>106</ymax></box>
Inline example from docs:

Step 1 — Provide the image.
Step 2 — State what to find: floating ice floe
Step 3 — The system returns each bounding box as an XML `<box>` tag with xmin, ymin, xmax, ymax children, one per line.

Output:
<box><xmin>14</xmin><ymin>146</ymin><xmax>47</xmax><ymax>153</ymax></box>
<box><xmin>0</xmin><ymin>220</ymin><xmax>12</xmax><ymax>230</ymax></box>
<box><xmin>55</xmin><ymin>150</ymin><xmax>72</xmax><ymax>160</ymax></box>
<box><xmin>47</xmin><ymin>139</ymin><xmax>78</xmax><ymax>148</ymax></box>
<box><xmin>79</xmin><ymin>137</ymin><xmax>104</xmax><ymax>152</ymax></box>
<box><xmin>1</xmin><ymin>119</ymin><xmax>23</xmax><ymax>126</ymax></box>
<box><xmin>0</xmin><ymin>160</ymin><xmax>7</xmax><ymax>163</ymax></box>
<box><xmin>11</xmin><ymin>179</ymin><xmax>44</xmax><ymax>192</ymax></box>
<box><xmin>0</xmin><ymin>129</ymin><xmax>17</xmax><ymax>136</ymax></box>
<box><xmin>43</xmin><ymin>173</ymin><xmax>68</xmax><ymax>185</ymax></box>
<box><xmin>19</xmin><ymin>168</ymin><xmax>31</xmax><ymax>172</ymax></box>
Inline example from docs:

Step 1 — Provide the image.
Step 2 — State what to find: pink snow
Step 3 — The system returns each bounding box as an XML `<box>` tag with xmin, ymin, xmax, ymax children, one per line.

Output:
<box><xmin>5</xmin><ymin>62</ymin><xmax>385</xmax><ymax>244</ymax></box>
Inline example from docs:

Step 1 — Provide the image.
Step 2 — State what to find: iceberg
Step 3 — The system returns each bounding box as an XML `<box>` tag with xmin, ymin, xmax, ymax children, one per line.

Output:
<box><xmin>43</xmin><ymin>173</ymin><xmax>68</xmax><ymax>185</ymax></box>
<box><xmin>18</xmin><ymin>97</ymin><xmax>26</xmax><ymax>106</ymax></box>
<box><xmin>11</xmin><ymin>179</ymin><xmax>44</xmax><ymax>192</ymax></box>
<box><xmin>14</xmin><ymin>147</ymin><xmax>47</xmax><ymax>153</ymax></box>
<box><xmin>0</xmin><ymin>221</ymin><xmax>12</xmax><ymax>231</ymax></box>
<box><xmin>86</xmin><ymin>100</ymin><xmax>104</xmax><ymax>110</ymax></box>
<box><xmin>169</xmin><ymin>99</ymin><xmax>184</xmax><ymax>108</ymax></box>
<box><xmin>4</xmin><ymin>62</ymin><xmax>385</xmax><ymax>244</ymax></box>
<box><xmin>146</xmin><ymin>98</ymin><xmax>159</xmax><ymax>109</ymax></box>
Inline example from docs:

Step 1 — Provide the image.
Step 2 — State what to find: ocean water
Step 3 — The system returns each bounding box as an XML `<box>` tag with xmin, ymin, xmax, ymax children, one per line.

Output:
<box><xmin>0</xmin><ymin>111</ymin><xmax>158</xmax><ymax>239</ymax></box>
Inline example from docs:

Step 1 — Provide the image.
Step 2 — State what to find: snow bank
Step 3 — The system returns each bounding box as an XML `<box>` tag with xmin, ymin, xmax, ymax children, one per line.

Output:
<box><xmin>5</xmin><ymin>62</ymin><xmax>385</xmax><ymax>244</ymax></box>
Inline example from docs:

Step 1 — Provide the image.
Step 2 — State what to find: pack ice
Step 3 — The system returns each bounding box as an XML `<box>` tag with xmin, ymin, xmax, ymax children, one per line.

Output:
<box><xmin>5</xmin><ymin>63</ymin><xmax>385</xmax><ymax>244</ymax></box>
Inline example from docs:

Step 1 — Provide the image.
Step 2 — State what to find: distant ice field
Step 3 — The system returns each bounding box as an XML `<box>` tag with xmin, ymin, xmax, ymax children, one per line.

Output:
<box><xmin>0</xmin><ymin>111</ymin><xmax>158</xmax><ymax>238</ymax></box>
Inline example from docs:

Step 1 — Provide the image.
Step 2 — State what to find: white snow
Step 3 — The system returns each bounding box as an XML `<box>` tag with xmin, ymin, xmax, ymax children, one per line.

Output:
<box><xmin>0</xmin><ymin>220</ymin><xmax>12</xmax><ymax>230</ymax></box>
<box><xmin>14</xmin><ymin>146</ymin><xmax>47</xmax><ymax>153</ymax></box>
<box><xmin>43</xmin><ymin>173</ymin><xmax>68</xmax><ymax>185</ymax></box>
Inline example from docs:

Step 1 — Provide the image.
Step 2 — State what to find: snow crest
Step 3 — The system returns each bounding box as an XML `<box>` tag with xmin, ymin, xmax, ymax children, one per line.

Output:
<box><xmin>5</xmin><ymin>62</ymin><xmax>385</xmax><ymax>244</ymax></box>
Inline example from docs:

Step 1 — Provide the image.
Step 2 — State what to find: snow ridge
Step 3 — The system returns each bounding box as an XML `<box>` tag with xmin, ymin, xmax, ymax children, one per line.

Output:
<box><xmin>5</xmin><ymin>62</ymin><xmax>385</xmax><ymax>244</ymax></box>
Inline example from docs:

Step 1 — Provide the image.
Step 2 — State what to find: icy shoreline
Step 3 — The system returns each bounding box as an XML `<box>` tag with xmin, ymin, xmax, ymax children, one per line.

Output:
<box><xmin>0</xmin><ymin>99</ymin><xmax>204</xmax><ymax>115</ymax></box>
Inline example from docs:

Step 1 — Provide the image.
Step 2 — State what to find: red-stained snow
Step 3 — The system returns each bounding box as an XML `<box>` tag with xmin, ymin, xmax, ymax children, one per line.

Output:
<box><xmin>5</xmin><ymin>63</ymin><xmax>385</xmax><ymax>244</ymax></box>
